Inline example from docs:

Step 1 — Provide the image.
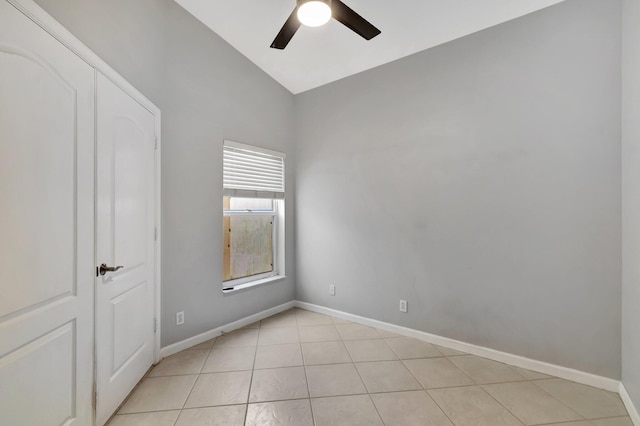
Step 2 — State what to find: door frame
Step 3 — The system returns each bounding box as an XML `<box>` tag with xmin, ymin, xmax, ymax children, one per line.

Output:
<box><xmin>7</xmin><ymin>0</ymin><xmax>163</xmax><ymax>414</ymax></box>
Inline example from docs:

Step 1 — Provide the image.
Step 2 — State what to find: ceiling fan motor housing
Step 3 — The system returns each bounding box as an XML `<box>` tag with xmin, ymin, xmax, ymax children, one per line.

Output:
<box><xmin>297</xmin><ymin>0</ymin><xmax>333</xmax><ymax>28</ymax></box>
<box><xmin>297</xmin><ymin>0</ymin><xmax>332</xmax><ymax>7</ymax></box>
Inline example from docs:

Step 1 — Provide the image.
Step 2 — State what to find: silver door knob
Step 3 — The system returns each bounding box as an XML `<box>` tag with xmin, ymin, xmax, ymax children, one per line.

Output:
<box><xmin>99</xmin><ymin>263</ymin><xmax>124</xmax><ymax>276</ymax></box>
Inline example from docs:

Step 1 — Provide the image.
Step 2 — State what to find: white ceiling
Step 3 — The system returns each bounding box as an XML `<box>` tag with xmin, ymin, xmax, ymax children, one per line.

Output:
<box><xmin>174</xmin><ymin>0</ymin><xmax>565</xmax><ymax>94</ymax></box>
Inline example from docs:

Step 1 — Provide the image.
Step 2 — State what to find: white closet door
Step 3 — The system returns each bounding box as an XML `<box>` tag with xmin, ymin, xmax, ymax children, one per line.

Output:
<box><xmin>95</xmin><ymin>72</ymin><xmax>157</xmax><ymax>426</ymax></box>
<box><xmin>0</xmin><ymin>1</ymin><xmax>95</xmax><ymax>425</ymax></box>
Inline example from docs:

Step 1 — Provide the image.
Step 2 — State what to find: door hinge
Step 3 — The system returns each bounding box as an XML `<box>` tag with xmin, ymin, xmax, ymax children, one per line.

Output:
<box><xmin>92</xmin><ymin>389</ymin><xmax>97</xmax><ymax>409</ymax></box>
<box><xmin>154</xmin><ymin>227</ymin><xmax>158</xmax><ymax>241</ymax></box>
<box><xmin>154</xmin><ymin>318</ymin><xmax>158</xmax><ymax>334</ymax></box>
<box><xmin>154</xmin><ymin>136</ymin><xmax>158</xmax><ymax>150</ymax></box>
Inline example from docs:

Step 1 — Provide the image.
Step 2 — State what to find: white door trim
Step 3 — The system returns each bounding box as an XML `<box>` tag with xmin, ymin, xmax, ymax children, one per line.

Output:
<box><xmin>7</xmin><ymin>0</ymin><xmax>163</xmax><ymax>407</ymax></box>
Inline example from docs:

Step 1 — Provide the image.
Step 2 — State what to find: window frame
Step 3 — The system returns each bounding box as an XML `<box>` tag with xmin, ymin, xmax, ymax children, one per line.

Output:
<box><xmin>222</xmin><ymin>140</ymin><xmax>286</xmax><ymax>293</ymax></box>
<box><xmin>223</xmin><ymin>199</ymin><xmax>279</xmax><ymax>287</ymax></box>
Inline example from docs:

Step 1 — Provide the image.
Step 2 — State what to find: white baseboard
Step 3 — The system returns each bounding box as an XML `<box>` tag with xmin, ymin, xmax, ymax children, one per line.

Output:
<box><xmin>295</xmin><ymin>301</ymin><xmax>620</xmax><ymax>393</ymax></box>
<box><xmin>160</xmin><ymin>301</ymin><xmax>295</xmax><ymax>359</ymax></box>
<box><xmin>159</xmin><ymin>299</ymin><xmax>625</xmax><ymax>398</ymax></box>
<box><xmin>620</xmin><ymin>382</ymin><xmax>640</xmax><ymax>425</ymax></box>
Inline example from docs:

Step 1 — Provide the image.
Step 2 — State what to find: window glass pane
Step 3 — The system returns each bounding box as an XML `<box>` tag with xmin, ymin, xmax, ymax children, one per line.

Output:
<box><xmin>226</xmin><ymin>197</ymin><xmax>273</xmax><ymax>211</ymax></box>
<box><xmin>223</xmin><ymin>215</ymin><xmax>273</xmax><ymax>281</ymax></box>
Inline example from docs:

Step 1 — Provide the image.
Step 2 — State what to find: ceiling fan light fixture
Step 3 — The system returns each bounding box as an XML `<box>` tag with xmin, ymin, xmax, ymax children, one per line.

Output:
<box><xmin>297</xmin><ymin>0</ymin><xmax>332</xmax><ymax>27</ymax></box>
<box><xmin>271</xmin><ymin>0</ymin><xmax>380</xmax><ymax>50</ymax></box>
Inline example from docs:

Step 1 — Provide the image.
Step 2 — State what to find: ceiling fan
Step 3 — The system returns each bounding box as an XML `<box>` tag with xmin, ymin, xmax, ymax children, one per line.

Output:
<box><xmin>270</xmin><ymin>0</ymin><xmax>381</xmax><ymax>50</ymax></box>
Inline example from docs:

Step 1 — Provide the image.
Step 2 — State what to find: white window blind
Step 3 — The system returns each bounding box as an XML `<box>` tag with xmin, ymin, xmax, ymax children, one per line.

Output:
<box><xmin>223</xmin><ymin>140</ymin><xmax>286</xmax><ymax>199</ymax></box>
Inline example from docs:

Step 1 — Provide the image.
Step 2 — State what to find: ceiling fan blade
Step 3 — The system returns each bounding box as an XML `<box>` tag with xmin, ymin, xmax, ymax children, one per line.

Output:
<box><xmin>332</xmin><ymin>0</ymin><xmax>381</xmax><ymax>40</ymax></box>
<box><xmin>270</xmin><ymin>7</ymin><xmax>301</xmax><ymax>49</ymax></box>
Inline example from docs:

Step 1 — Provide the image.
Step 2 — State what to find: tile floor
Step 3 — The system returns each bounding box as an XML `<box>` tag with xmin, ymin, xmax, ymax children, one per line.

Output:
<box><xmin>108</xmin><ymin>308</ymin><xmax>633</xmax><ymax>426</ymax></box>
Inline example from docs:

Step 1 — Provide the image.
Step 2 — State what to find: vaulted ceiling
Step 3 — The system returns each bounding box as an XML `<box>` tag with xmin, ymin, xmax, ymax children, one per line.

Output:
<box><xmin>174</xmin><ymin>0</ymin><xmax>565</xmax><ymax>94</ymax></box>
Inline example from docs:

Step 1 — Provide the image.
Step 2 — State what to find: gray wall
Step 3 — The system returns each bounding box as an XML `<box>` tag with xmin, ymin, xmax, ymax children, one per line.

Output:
<box><xmin>622</xmin><ymin>0</ymin><xmax>640</xmax><ymax>410</ymax></box>
<box><xmin>34</xmin><ymin>0</ymin><xmax>296</xmax><ymax>346</ymax></box>
<box><xmin>295</xmin><ymin>0</ymin><xmax>622</xmax><ymax>378</ymax></box>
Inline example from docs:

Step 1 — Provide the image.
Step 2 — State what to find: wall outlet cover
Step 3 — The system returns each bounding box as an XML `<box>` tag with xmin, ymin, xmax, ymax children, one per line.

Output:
<box><xmin>329</xmin><ymin>285</ymin><xmax>336</xmax><ymax>296</ymax></box>
<box><xmin>176</xmin><ymin>311</ymin><xmax>185</xmax><ymax>325</ymax></box>
<box><xmin>399</xmin><ymin>300</ymin><xmax>408</xmax><ymax>313</ymax></box>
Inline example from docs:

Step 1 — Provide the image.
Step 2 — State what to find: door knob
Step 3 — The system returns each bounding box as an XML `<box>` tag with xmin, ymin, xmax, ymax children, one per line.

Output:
<box><xmin>99</xmin><ymin>263</ymin><xmax>124</xmax><ymax>276</ymax></box>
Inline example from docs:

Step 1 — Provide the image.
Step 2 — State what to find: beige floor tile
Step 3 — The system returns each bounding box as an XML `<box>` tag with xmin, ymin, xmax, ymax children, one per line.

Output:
<box><xmin>355</xmin><ymin>361</ymin><xmax>422</xmax><ymax>393</ymax></box>
<box><xmin>336</xmin><ymin>323</ymin><xmax>381</xmax><ymax>340</ymax></box>
<box><xmin>543</xmin><ymin>419</ymin><xmax>633</xmax><ymax>426</ymax></box>
<box><xmin>385</xmin><ymin>337</ymin><xmax>443</xmax><ymax>359</ymax></box>
<box><xmin>449</xmin><ymin>355</ymin><xmax>525</xmax><ymax>384</ymax></box>
<box><xmin>306</xmin><ymin>363</ymin><xmax>367</xmax><ymax>397</ymax></box>
<box><xmin>108</xmin><ymin>411</ymin><xmax>180</xmax><ymax>426</ymax></box>
<box><xmin>214</xmin><ymin>329</ymin><xmax>259</xmax><ymax>348</ymax></box>
<box><xmin>428</xmin><ymin>386</ymin><xmax>524</xmax><ymax>426</ymax></box>
<box><xmin>254</xmin><ymin>343</ymin><xmax>303</xmax><ymax>369</ymax></box>
<box><xmin>119</xmin><ymin>375</ymin><xmax>197</xmax><ymax>413</ymax></box>
<box><xmin>376</xmin><ymin>329</ymin><xmax>404</xmax><ymax>338</ymax></box>
<box><xmin>435</xmin><ymin>345</ymin><xmax>466</xmax><ymax>356</ymax></box>
<box><xmin>311</xmin><ymin>395</ymin><xmax>383</xmax><ymax>426</ymax></box>
<box><xmin>201</xmin><ymin>346</ymin><xmax>256</xmax><ymax>373</ymax></box>
<box><xmin>260</xmin><ymin>311</ymin><xmax>298</xmax><ymax>328</ymax></box>
<box><xmin>403</xmin><ymin>358</ymin><xmax>474</xmax><ymax>389</ymax></box>
<box><xmin>301</xmin><ymin>341</ymin><xmax>352</xmax><ymax>365</ymax></box>
<box><xmin>371</xmin><ymin>390</ymin><xmax>454</xmax><ymax>426</ymax></box>
<box><xmin>483</xmin><ymin>381</ymin><xmax>583</xmax><ymax>425</ymax></box>
<box><xmin>190</xmin><ymin>338</ymin><xmax>217</xmax><ymax>350</ymax></box>
<box><xmin>246</xmin><ymin>399</ymin><xmax>314</xmax><ymax>426</ymax></box>
<box><xmin>534</xmin><ymin>379</ymin><xmax>628</xmax><ymax>419</ymax></box>
<box><xmin>258</xmin><ymin>327</ymin><xmax>299</xmax><ymax>345</ymax></box>
<box><xmin>249</xmin><ymin>366</ymin><xmax>309</xmax><ymax>402</ymax></box>
<box><xmin>538</xmin><ymin>422</ymin><xmax>592</xmax><ymax>426</ymax></box>
<box><xmin>114</xmin><ymin>309</ymin><xmax>631</xmax><ymax>426</ymax></box>
<box><xmin>242</xmin><ymin>321</ymin><xmax>261</xmax><ymax>329</ymax></box>
<box><xmin>148</xmin><ymin>349</ymin><xmax>208</xmax><ymax>377</ymax></box>
<box><xmin>298</xmin><ymin>325</ymin><xmax>341</xmax><ymax>342</ymax></box>
<box><xmin>296</xmin><ymin>310</ymin><xmax>334</xmax><ymax>326</ymax></box>
<box><xmin>512</xmin><ymin>366</ymin><xmax>551</xmax><ymax>380</ymax></box>
<box><xmin>175</xmin><ymin>405</ymin><xmax>246</xmax><ymax>426</ymax></box>
<box><xmin>591</xmin><ymin>418</ymin><xmax>634</xmax><ymax>426</ymax></box>
<box><xmin>344</xmin><ymin>339</ymin><xmax>398</xmax><ymax>362</ymax></box>
<box><xmin>184</xmin><ymin>371</ymin><xmax>252</xmax><ymax>408</ymax></box>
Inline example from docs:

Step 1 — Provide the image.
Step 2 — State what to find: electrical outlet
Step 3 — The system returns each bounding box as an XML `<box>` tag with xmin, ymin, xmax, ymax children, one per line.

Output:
<box><xmin>399</xmin><ymin>300</ymin><xmax>408</xmax><ymax>313</ymax></box>
<box><xmin>176</xmin><ymin>311</ymin><xmax>185</xmax><ymax>325</ymax></box>
<box><xmin>329</xmin><ymin>285</ymin><xmax>335</xmax><ymax>296</ymax></box>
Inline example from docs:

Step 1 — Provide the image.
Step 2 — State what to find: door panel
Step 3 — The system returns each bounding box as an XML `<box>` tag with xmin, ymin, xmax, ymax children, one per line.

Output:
<box><xmin>0</xmin><ymin>323</ymin><xmax>75</xmax><ymax>425</ymax></box>
<box><xmin>114</xmin><ymin>117</ymin><xmax>148</xmax><ymax>270</ymax></box>
<box><xmin>96</xmin><ymin>72</ymin><xmax>156</xmax><ymax>426</ymax></box>
<box><xmin>112</xmin><ymin>282</ymin><xmax>149</xmax><ymax>373</ymax></box>
<box><xmin>0</xmin><ymin>45</ymin><xmax>76</xmax><ymax>318</ymax></box>
<box><xmin>0</xmin><ymin>1</ymin><xmax>95</xmax><ymax>425</ymax></box>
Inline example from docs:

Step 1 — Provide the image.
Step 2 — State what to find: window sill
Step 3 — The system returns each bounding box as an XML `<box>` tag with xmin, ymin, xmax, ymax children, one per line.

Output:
<box><xmin>222</xmin><ymin>275</ymin><xmax>287</xmax><ymax>295</ymax></box>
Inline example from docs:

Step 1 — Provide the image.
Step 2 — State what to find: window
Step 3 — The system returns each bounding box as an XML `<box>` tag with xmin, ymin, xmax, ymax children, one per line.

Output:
<box><xmin>222</xmin><ymin>141</ymin><xmax>285</xmax><ymax>291</ymax></box>
<box><xmin>223</xmin><ymin>197</ymin><xmax>276</xmax><ymax>282</ymax></box>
